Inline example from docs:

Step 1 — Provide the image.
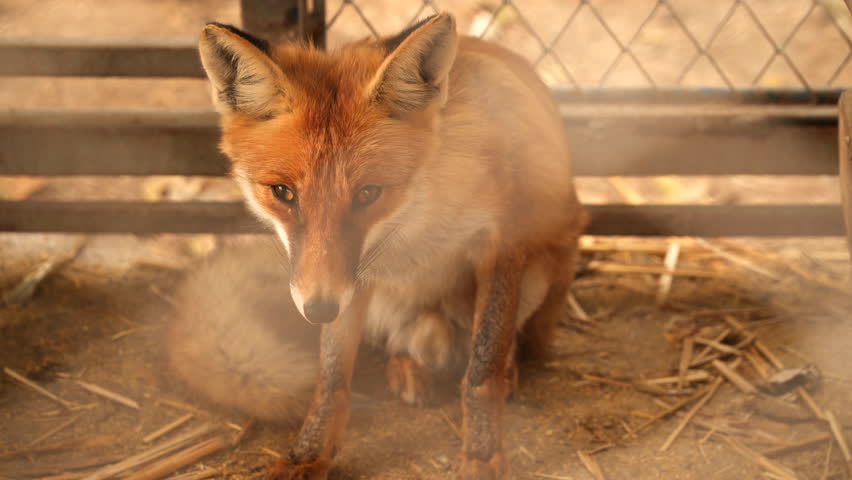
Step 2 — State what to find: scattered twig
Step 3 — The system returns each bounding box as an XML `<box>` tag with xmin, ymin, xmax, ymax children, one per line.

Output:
<box><xmin>111</xmin><ymin>326</ymin><xmax>158</xmax><ymax>341</ymax></box>
<box><xmin>695</xmin><ymin>338</ymin><xmax>741</xmax><ymax>357</ymax></box>
<box><xmin>761</xmin><ymin>433</ymin><xmax>832</xmax><ymax>457</ymax></box>
<box><xmin>0</xmin><ymin>453</ymin><xmax>126</xmax><ymax>478</ymax></box>
<box><xmin>586</xmin><ymin>261</ymin><xmax>722</xmax><ymax>278</ymax></box>
<box><xmin>712</xmin><ymin>359</ymin><xmax>756</xmax><ymax>394</ymax></box>
<box><xmin>696</xmin><ymin>239</ymin><xmax>780</xmax><ymax>281</ymax></box>
<box><xmin>28</xmin><ymin>413</ymin><xmax>83</xmax><ymax>446</ymax></box>
<box><xmin>149</xmin><ymin>285</ymin><xmax>178</xmax><ymax>308</ymax></box>
<box><xmin>660</xmin><ymin>377</ymin><xmax>724</xmax><ymax>452</ymax></box>
<box><xmin>577</xmin><ymin>450</ymin><xmax>606</xmax><ymax>480</ymax></box>
<box><xmin>582</xmin><ymin>374</ymin><xmax>633</xmax><ymax>389</ymax></box>
<box><xmin>678</xmin><ymin>338</ymin><xmax>694</xmax><ymax>390</ymax></box>
<box><xmin>624</xmin><ymin>382</ymin><xmax>718</xmax><ymax>440</ymax></box>
<box><xmin>75</xmin><ymin>380</ymin><xmax>140</xmax><ymax>410</ymax></box>
<box><xmin>123</xmin><ymin>436</ymin><xmax>228</xmax><ymax>480</ymax></box>
<box><xmin>723</xmin><ymin>435</ymin><xmax>799</xmax><ymax>480</ymax></box>
<box><xmin>3</xmin><ymin>236</ymin><xmax>89</xmax><ymax>305</ymax></box>
<box><xmin>587</xmin><ymin>443</ymin><xmax>616</xmax><ymax>455</ymax></box>
<box><xmin>531</xmin><ymin>473</ymin><xmax>573</xmax><ymax>480</ymax></box>
<box><xmin>753</xmin><ymin>341</ymin><xmax>785</xmax><ymax>373</ymax></box>
<box><xmin>795</xmin><ymin>389</ymin><xmax>825</xmax><ymax>421</ymax></box>
<box><xmin>820</xmin><ymin>441</ymin><xmax>834</xmax><ymax>480</ymax></box>
<box><xmin>160</xmin><ymin>466</ymin><xmax>220</xmax><ymax>480</ymax></box>
<box><xmin>518</xmin><ymin>445</ymin><xmax>536</xmax><ymax>462</ymax></box>
<box><xmin>4</xmin><ymin>367</ymin><xmax>75</xmax><ymax>409</ymax></box>
<box><xmin>261</xmin><ymin>447</ymin><xmax>282</xmax><ymax>458</ymax></box>
<box><xmin>566</xmin><ymin>293</ymin><xmax>591</xmax><ymax>322</ymax></box>
<box><xmin>724</xmin><ymin>317</ymin><xmax>824</xmax><ymax>420</ymax></box>
<box><xmin>156</xmin><ymin>398</ymin><xmax>212</xmax><ymax>417</ymax></box>
<box><xmin>656</xmin><ymin>241</ymin><xmax>681</xmax><ymax>306</ymax></box>
<box><xmin>619</xmin><ymin>418</ymin><xmax>636</xmax><ymax>439</ymax></box>
<box><xmin>82</xmin><ymin>424</ymin><xmax>215</xmax><ymax>480</ymax></box>
<box><xmin>825</xmin><ymin>410</ymin><xmax>852</xmax><ymax>476</ymax></box>
<box><xmin>745</xmin><ymin>349</ymin><xmax>770</xmax><ymax>379</ymax></box>
<box><xmin>643</xmin><ymin>370</ymin><xmax>710</xmax><ymax>386</ymax></box>
<box><xmin>579</xmin><ymin>237</ymin><xmax>700</xmax><ymax>255</ymax></box>
<box><xmin>143</xmin><ymin>414</ymin><xmax>194</xmax><ymax>443</ymax></box>
<box><xmin>229</xmin><ymin>418</ymin><xmax>256</xmax><ymax>446</ymax></box>
<box><xmin>0</xmin><ymin>434</ymin><xmax>117</xmax><ymax>461</ymax></box>
<box><xmin>439</xmin><ymin>408</ymin><xmax>461</xmax><ymax>439</ymax></box>
<box><xmin>690</xmin><ymin>329</ymin><xmax>731</xmax><ymax>367</ymax></box>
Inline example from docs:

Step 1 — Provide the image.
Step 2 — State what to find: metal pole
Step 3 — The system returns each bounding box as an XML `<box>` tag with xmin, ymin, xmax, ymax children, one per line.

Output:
<box><xmin>240</xmin><ymin>0</ymin><xmax>325</xmax><ymax>48</ymax></box>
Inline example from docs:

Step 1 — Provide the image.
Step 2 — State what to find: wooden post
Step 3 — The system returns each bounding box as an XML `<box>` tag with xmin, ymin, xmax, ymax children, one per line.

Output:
<box><xmin>839</xmin><ymin>92</ymin><xmax>852</xmax><ymax>269</ymax></box>
<box><xmin>240</xmin><ymin>0</ymin><xmax>325</xmax><ymax>48</ymax></box>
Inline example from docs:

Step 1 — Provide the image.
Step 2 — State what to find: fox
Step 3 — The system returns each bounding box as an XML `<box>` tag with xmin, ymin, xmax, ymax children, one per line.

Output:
<box><xmin>171</xmin><ymin>12</ymin><xmax>588</xmax><ymax>480</ymax></box>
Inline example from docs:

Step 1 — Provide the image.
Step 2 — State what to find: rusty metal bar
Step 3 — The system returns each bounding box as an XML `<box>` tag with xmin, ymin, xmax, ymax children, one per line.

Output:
<box><xmin>240</xmin><ymin>0</ymin><xmax>325</xmax><ymax>47</ymax></box>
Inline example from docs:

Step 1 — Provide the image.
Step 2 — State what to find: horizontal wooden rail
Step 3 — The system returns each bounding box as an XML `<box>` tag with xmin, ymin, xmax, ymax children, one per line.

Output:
<box><xmin>0</xmin><ymin>202</ymin><xmax>843</xmax><ymax>237</ymax></box>
<box><xmin>0</xmin><ymin>106</ymin><xmax>838</xmax><ymax>177</ymax></box>
<box><xmin>0</xmin><ymin>37</ymin><xmax>204</xmax><ymax>77</ymax></box>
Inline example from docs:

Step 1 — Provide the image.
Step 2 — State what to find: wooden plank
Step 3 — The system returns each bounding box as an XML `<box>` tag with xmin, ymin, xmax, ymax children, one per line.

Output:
<box><xmin>0</xmin><ymin>202</ymin><xmax>843</xmax><ymax>237</ymax></box>
<box><xmin>0</xmin><ymin>109</ymin><xmax>226</xmax><ymax>176</ymax></box>
<box><xmin>0</xmin><ymin>201</ymin><xmax>261</xmax><ymax>234</ymax></box>
<box><xmin>839</xmin><ymin>92</ymin><xmax>852</xmax><ymax>260</ymax></box>
<box><xmin>0</xmin><ymin>37</ymin><xmax>203</xmax><ymax>77</ymax></box>
<box><xmin>0</xmin><ymin>106</ymin><xmax>839</xmax><ymax>176</ymax></box>
<box><xmin>552</xmin><ymin>87</ymin><xmax>843</xmax><ymax>106</ymax></box>
<box><xmin>587</xmin><ymin>204</ymin><xmax>844</xmax><ymax>237</ymax></box>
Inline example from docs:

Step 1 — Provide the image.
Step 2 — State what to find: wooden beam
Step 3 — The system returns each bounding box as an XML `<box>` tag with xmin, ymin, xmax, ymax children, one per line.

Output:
<box><xmin>0</xmin><ymin>37</ymin><xmax>203</xmax><ymax>77</ymax></box>
<box><xmin>0</xmin><ymin>202</ymin><xmax>843</xmax><ymax>237</ymax></box>
<box><xmin>839</xmin><ymin>92</ymin><xmax>852</xmax><ymax>261</ymax></box>
<box><xmin>587</xmin><ymin>204</ymin><xmax>844</xmax><ymax>237</ymax></box>
<box><xmin>0</xmin><ymin>109</ymin><xmax>226</xmax><ymax>176</ymax></box>
<box><xmin>0</xmin><ymin>106</ymin><xmax>839</xmax><ymax>177</ymax></box>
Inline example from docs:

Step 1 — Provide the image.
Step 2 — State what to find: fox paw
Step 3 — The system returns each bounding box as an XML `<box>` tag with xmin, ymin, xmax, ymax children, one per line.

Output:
<box><xmin>456</xmin><ymin>453</ymin><xmax>511</xmax><ymax>480</ymax></box>
<box><xmin>386</xmin><ymin>355</ymin><xmax>433</xmax><ymax>407</ymax></box>
<box><xmin>265</xmin><ymin>459</ymin><xmax>328</xmax><ymax>480</ymax></box>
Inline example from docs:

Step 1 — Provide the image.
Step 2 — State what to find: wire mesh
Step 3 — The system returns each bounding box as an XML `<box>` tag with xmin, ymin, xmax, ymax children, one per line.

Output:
<box><xmin>323</xmin><ymin>0</ymin><xmax>852</xmax><ymax>91</ymax></box>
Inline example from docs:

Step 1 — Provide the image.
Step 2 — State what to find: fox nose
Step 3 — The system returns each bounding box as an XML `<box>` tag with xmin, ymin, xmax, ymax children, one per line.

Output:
<box><xmin>303</xmin><ymin>297</ymin><xmax>340</xmax><ymax>324</ymax></box>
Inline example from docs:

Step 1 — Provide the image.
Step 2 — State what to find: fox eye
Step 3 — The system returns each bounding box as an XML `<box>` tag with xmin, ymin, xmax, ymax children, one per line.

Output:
<box><xmin>271</xmin><ymin>184</ymin><xmax>297</xmax><ymax>204</ymax></box>
<box><xmin>355</xmin><ymin>185</ymin><xmax>382</xmax><ymax>207</ymax></box>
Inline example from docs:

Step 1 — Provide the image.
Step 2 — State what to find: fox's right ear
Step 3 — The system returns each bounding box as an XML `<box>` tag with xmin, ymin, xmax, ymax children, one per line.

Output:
<box><xmin>198</xmin><ymin>23</ymin><xmax>290</xmax><ymax>119</ymax></box>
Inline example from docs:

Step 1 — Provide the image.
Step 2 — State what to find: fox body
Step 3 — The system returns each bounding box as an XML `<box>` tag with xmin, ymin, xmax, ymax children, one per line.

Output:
<box><xmin>173</xmin><ymin>12</ymin><xmax>587</xmax><ymax>480</ymax></box>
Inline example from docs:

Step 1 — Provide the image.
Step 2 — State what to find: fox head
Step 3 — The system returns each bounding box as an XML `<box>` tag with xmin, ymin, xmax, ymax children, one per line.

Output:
<box><xmin>199</xmin><ymin>14</ymin><xmax>459</xmax><ymax>324</ymax></box>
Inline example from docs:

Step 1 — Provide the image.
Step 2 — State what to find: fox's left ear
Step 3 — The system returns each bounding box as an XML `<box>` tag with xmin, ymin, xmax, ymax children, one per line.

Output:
<box><xmin>198</xmin><ymin>23</ymin><xmax>290</xmax><ymax>119</ymax></box>
<box><xmin>367</xmin><ymin>13</ymin><xmax>458</xmax><ymax>117</ymax></box>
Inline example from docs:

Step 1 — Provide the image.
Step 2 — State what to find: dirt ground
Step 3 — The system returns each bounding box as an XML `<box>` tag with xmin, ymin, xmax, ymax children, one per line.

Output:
<box><xmin>2</xmin><ymin>235</ymin><xmax>852</xmax><ymax>480</ymax></box>
<box><xmin>3</xmin><ymin>1</ymin><xmax>852</xmax><ymax>479</ymax></box>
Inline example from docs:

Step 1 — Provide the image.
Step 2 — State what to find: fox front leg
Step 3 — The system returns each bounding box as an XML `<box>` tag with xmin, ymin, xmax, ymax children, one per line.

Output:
<box><xmin>457</xmin><ymin>249</ymin><xmax>525</xmax><ymax>480</ymax></box>
<box><xmin>266</xmin><ymin>290</ymin><xmax>371</xmax><ymax>480</ymax></box>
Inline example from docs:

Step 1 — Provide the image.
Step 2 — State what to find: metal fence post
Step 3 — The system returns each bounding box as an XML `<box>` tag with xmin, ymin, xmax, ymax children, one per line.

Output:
<box><xmin>240</xmin><ymin>0</ymin><xmax>325</xmax><ymax>48</ymax></box>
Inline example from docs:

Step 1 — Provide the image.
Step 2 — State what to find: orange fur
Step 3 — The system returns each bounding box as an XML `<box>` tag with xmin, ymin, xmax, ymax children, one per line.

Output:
<box><xmin>194</xmin><ymin>12</ymin><xmax>588</xmax><ymax>480</ymax></box>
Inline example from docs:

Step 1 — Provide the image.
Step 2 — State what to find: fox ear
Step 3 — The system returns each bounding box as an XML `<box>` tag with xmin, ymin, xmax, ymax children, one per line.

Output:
<box><xmin>198</xmin><ymin>23</ymin><xmax>289</xmax><ymax>119</ymax></box>
<box><xmin>367</xmin><ymin>13</ymin><xmax>458</xmax><ymax>116</ymax></box>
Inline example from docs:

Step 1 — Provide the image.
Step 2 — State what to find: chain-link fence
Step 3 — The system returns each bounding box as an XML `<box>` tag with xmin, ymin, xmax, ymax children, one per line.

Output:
<box><xmin>323</xmin><ymin>0</ymin><xmax>852</xmax><ymax>91</ymax></box>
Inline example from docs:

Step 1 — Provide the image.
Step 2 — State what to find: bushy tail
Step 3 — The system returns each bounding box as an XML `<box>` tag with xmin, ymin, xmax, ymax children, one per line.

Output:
<box><xmin>165</xmin><ymin>243</ymin><xmax>319</xmax><ymax>423</ymax></box>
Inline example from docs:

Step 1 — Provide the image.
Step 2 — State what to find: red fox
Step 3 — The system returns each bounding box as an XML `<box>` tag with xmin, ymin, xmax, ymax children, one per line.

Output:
<box><xmin>170</xmin><ymin>12</ymin><xmax>587</xmax><ymax>479</ymax></box>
